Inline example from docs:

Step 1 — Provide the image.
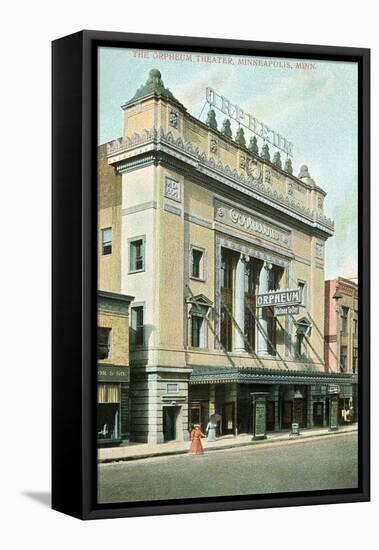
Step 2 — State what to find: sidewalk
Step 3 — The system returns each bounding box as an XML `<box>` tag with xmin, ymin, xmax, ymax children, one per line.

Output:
<box><xmin>98</xmin><ymin>423</ymin><xmax>357</xmax><ymax>464</ymax></box>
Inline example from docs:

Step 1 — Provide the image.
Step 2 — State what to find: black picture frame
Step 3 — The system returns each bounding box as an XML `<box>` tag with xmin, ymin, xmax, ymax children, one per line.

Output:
<box><xmin>52</xmin><ymin>30</ymin><xmax>370</xmax><ymax>520</ymax></box>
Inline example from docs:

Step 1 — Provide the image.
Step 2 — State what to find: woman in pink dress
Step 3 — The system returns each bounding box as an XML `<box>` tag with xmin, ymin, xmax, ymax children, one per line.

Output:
<box><xmin>188</xmin><ymin>424</ymin><xmax>205</xmax><ymax>454</ymax></box>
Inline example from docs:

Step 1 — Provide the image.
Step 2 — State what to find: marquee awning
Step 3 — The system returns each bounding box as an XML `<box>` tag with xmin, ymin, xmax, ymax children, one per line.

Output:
<box><xmin>188</xmin><ymin>365</ymin><xmax>357</xmax><ymax>386</ymax></box>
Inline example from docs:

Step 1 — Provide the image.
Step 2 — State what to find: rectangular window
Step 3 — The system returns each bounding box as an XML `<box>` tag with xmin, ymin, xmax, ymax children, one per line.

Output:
<box><xmin>98</xmin><ymin>327</ymin><xmax>112</xmax><ymax>360</ymax></box>
<box><xmin>353</xmin><ymin>347</ymin><xmax>358</xmax><ymax>374</ymax></box>
<box><xmin>129</xmin><ymin>237</ymin><xmax>145</xmax><ymax>272</ymax></box>
<box><xmin>340</xmin><ymin>345</ymin><xmax>348</xmax><ymax>372</ymax></box>
<box><xmin>191</xmin><ymin>314</ymin><xmax>205</xmax><ymax>348</ymax></box>
<box><xmin>221</xmin><ymin>248</ymin><xmax>233</xmax><ymax>290</ymax></box>
<box><xmin>167</xmin><ymin>383</ymin><xmax>179</xmax><ymax>394</ymax></box>
<box><xmin>244</xmin><ymin>259</ymin><xmax>259</xmax><ymax>352</ymax></box>
<box><xmin>297</xmin><ymin>333</ymin><xmax>304</xmax><ymax>357</ymax></box>
<box><xmin>340</xmin><ymin>306</ymin><xmax>349</xmax><ymax>333</ymax></box>
<box><xmin>131</xmin><ymin>306</ymin><xmax>144</xmax><ymax>347</ymax></box>
<box><xmin>101</xmin><ymin>227</ymin><xmax>112</xmax><ymax>255</ymax></box>
<box><xmin>190</xmin><ymin>246</ymin><xmax>205</xmax><ymax>280</ymax></box>
<box><xmin>220</xmin><ymin>248</ymin><xmax>234</xmax><ymax>351</ymax></box>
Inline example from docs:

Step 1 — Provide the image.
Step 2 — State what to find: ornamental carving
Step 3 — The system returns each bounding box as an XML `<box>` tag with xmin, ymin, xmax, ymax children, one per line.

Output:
<box><xmin>315</xmin><ymin>242</ymin><xmax>324</xmax><ymax>259</ymax></box>
<box><xmin>164</xmin><ymin>177</ymin><xmax>181</xmax><ymax>202</ymax></box>
<box><xmin>169</xmin><ymin>110</ymin><xmax>179</xmax><ymax>129</ymax></box>
<box><xmin>106</xmin><ymin>127</ymin><xmax>334</xmax><ymax>233</ymax></box>
<box><xmin>210</xmin><ymin>138</ymin><xmax>218</xmax><ymax>154</ymax></box>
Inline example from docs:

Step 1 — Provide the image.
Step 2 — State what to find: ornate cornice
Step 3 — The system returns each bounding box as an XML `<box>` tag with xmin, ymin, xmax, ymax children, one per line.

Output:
<box><xmin>107</xmin><ymin>128</ymin><xmax>334</xmax><ymax>236</ymax></box>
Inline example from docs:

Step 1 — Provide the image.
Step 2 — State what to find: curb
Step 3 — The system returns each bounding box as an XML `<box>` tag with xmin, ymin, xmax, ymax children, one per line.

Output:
<box><xmin>98</xmin><ymin>427</ymin><xmax>358</xmax><ymax>464</ymax></box>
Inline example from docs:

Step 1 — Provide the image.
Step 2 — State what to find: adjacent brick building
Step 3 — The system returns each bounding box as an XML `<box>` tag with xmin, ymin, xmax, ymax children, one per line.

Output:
<box><xmin>324</xmin><ymin>278</ymin><xmax>358</xmax><ymax>422</ymax></box>
<box><xmin>97</xmin><ymin>291</ymin><xmax>134</xmax><ymax>445</ymax></box>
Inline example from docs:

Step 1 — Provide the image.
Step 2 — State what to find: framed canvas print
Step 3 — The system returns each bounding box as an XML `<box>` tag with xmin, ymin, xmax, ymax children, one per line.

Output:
<box><xmin>52</xmin><ymin>31</ymin><xmax>370</xmax><ymax>520</ymax></box>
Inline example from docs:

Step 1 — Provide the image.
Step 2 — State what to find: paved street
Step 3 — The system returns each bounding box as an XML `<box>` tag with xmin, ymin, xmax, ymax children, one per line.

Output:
<box><xmin>98</xmin><ymin>432</ymin><xmax>358</xmax><ymax>504</ymax></box>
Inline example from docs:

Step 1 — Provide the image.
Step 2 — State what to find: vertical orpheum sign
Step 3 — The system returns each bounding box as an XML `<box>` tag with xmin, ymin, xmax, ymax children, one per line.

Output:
<box><xmin>206</xmin><ymin>87</ymin><xmax>294</xmax><ymax>158</ymax></box>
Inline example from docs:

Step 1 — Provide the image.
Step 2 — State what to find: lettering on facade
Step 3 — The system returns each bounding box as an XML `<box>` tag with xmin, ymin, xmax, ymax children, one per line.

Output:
<box><xmin>215</xmin><ymin>201</ymin><xmax>291</xmax><ymax>248</ymax></box>
<box><xmin>164</xmin><ymin>177</ymin><xmax>181</xmax><ymax>202</ymax></box>
<box><xmin>206</xmin><ymin>87</ymin><xmax>293</xmax><ymax>157</ymax></box>
<box><xmin>97</xmin><ymin>365</ymin><xmax>130</xmax><ymax>382</ymax></box>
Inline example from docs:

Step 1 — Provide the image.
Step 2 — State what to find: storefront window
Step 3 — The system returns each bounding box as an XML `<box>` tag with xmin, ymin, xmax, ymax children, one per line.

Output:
<box><xmin>97</xmin><ymin>383</ymin><xmax>121</xmax><ymax>440</ymax></box>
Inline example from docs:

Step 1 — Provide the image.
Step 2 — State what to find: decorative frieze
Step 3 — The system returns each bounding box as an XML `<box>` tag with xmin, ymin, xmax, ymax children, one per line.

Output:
<box><xmin>107</xmin><ymin>127</ymin><xmax>334</xmax><ymax>235</ymax></box>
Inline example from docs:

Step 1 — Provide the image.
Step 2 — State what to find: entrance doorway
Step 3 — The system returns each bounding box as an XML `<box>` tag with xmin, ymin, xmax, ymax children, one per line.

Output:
<box><xmin>293</xmin><ymin>399</ymin><xmax>307</xmax><ymax>428</ymax></box>
<box><xmin>222</xmin><ymin>402</ymin><xmax>235</xmax><ymax>434</ymax></box>
<box><xmin>163</xmin><ymin>406</ymin><xmax>180</xmax><ymax>442</ymax></box>
<box><xmin>313</xmin><ymin>402</ymin><xmax>324</xmax><ymax>427</ymax></box>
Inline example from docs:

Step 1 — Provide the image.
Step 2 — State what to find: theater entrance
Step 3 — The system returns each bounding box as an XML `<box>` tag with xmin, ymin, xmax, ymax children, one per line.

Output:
<box><xmin>222</xmin><ymin>402</ymin><xmax>235</xmax><ymax>435</ymax></box>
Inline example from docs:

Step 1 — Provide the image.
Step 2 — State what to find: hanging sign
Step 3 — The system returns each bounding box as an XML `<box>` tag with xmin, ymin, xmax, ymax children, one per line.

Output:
<box><xmin>256</xmin><ymin>288</ymin><xmax>302</xmax><ymax>308</ymax></box>
<box><xmin>206</xmin><ymin>87</ymin><xmax>294</xmax><ymax>157</ymax></box>
<box><xmin>328</xmin><ymin>385</ymin><xmax>340</xmax><ymax>394</ymax></box>
<box><xmin>274</xmin><ymin>305</ymin><xmax>300</xmax><ymax>316</ymax></box>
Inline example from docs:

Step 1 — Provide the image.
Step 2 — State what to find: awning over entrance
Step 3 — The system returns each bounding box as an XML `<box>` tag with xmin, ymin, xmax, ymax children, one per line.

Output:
<box><xmin>189</xmin><ymin>365</ymin><xmax>357</xmax><ymax>386</ymax></box>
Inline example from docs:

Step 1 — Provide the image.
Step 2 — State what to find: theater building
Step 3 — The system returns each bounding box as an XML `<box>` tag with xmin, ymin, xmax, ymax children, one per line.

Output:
<box><xmin>99</xmin><ymin>68</ymin><xmax>355</xmax><ymax>443</ymax></box>
<box><xmin>97</xmin><ymin>291</ymin><xmax>134</xmax><ymax>446</ymax></box>
<box><xmin>325</xmin><ymin>278</ymin><xmax>359</xmax><ymax>423</ymax></box>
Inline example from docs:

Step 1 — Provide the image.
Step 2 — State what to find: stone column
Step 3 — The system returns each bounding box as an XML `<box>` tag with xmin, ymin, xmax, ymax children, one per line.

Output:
<box><xmin>234</xmin><ymin>254</ymin><xmax>246</xmax><ymax>353</ymax></box>
<box><xmin>257</xmin><ymin>262</ymin><xmax>272</xmax><ymax>356</ymax></box>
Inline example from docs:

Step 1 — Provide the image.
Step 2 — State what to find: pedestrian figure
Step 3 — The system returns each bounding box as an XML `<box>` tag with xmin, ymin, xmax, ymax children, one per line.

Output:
<box><xmin>206</xmin><ymin>420</ymin><xmax>217</xmax><ymax>441</ymax></box>
<box><xmin>188</xmin><ymin>424</ymin><xmax>205</xmax><ymax>455</ymax></box>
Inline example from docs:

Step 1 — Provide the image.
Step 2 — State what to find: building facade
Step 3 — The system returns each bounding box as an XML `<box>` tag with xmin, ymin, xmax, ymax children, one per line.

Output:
<box><xmin>325</xmin><ymin>278</ymin><xmax>358</xmax><ymax>422</ymax></box>
<box><xmin>97</xmin><ymin>291</ymin><xmax>134</xmax><ymax>445</ymax></box>
<box><xmin>98</xmin><ymin>68</ymin><xmax>356</xmax><ymax>444</ymax></box>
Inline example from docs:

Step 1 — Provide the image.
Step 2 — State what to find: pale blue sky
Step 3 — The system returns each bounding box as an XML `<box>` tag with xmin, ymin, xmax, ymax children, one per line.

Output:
<box><xmin>98</xmin><ymin>47</ymin><xmax>358</xmax><ymax>281</ymax></box>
